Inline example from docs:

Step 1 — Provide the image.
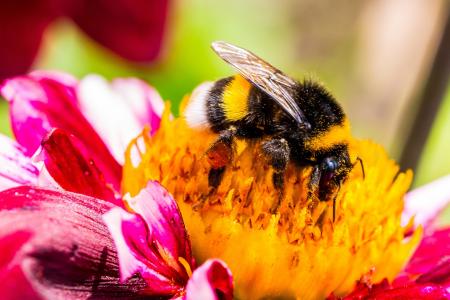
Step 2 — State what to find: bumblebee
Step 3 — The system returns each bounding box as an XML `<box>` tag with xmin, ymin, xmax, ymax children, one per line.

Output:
<box><xmin>184</xmin><ymin>41</ymin><xmax>362</xmax><ymax>220</ymax></box>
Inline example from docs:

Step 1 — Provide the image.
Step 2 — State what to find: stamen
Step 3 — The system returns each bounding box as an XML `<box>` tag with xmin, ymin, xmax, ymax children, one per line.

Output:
<box><xmin>178</xmin><ymin>257</ymin><xmax>193</xmax><ymax>278</ymax></box>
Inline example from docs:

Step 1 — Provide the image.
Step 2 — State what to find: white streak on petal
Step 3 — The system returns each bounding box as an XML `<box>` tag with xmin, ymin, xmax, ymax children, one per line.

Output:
<box><xmin>77</xmin><ymin>75</ymin><xmax>163</xmax><ymax>165</ymax></box>
<box><xmin>78</xmin><ymin>75</ymin><xmax>141</xmax><ymax>164</ymax></box>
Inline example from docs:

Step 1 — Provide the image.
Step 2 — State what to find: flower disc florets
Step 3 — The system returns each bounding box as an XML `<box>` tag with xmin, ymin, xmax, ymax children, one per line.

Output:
<box><xmin>123</xmin><ymin>103</ymin><xmax>421</xmax><ymax>299</ymax></box>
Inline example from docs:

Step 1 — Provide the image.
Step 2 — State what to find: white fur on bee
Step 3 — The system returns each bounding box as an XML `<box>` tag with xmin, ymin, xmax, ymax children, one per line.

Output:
<box><xmin>184</xmin><ymin>81</ymin><xmax>214</xmax><ymax>128</ymax></box>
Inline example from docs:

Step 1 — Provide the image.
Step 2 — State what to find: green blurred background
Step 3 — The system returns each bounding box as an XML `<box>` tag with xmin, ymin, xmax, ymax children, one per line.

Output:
<box><xmin>0</xmin><ymin>0</ymin><xmax>449</xmax><ymax>220</ymax></box>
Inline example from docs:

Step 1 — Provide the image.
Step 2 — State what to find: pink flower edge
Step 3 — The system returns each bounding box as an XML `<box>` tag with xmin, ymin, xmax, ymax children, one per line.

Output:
<box><xmin>0</xmin><ymin>72</ymin><xmax>122</xmax><ymax>191</ymax></box>
<box><xmin>0</xmin><ymin>186</ymin><xmax>147</xmax><ymax>299</ymax></box>
<box><xmin>103</xmin><ymin>181</ymin><xmax>193</xmax><ymax>296</ymax></box>
<box><xmin>103</xmin><ymin>181</ymin><xmax>234</xmax><ymax>299</ymax></box>
<box><xmin>184</xmin><ymin>259</ymin><xmax>234</xmax><ymax>300</ymax></box>
<box><xmin>1</xmin><ymin>71</ymin><xmax>165</xmax><ymax>190</ymax></box>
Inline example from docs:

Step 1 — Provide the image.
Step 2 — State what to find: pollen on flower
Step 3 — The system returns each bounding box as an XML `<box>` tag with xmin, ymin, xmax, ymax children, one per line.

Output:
<box><xmin>122</xmin><ymin>101</ymin><xmax>422</xmax><ymax>300</ymax></box>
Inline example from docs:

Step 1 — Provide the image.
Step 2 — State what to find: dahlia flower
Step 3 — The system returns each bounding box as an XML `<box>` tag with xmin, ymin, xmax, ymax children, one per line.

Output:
<box><xmin>0</xmin><ymin>0</ymin><xmax>169</xmax><ymax>79</ymax></box>
<box><xmin>0</xmin><ymin>72</ymin><xmax>449</xmax><ymax>299</ymax></box>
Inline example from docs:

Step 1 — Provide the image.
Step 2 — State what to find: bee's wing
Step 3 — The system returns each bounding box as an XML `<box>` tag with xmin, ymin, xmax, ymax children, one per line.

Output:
<box><xmin>211</xmin><ymin>41</ymin><xmax>310</xmax><ymax>129</ymax></box>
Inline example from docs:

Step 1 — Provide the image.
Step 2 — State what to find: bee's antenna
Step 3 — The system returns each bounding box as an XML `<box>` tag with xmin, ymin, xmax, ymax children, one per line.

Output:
<box><xmin>332</xmin><ymin>182</ymin><xmax>341</xmax><ymax>222</ymax></box>
<box><xmin>355</xmin><ymin>157</ymin><xmax>365</xmax><ymax>179</ymax></box>
<box><xmin>333</xmin><ymin>196</ymin><xmax>336</xmax><ymax>223</ymax></box>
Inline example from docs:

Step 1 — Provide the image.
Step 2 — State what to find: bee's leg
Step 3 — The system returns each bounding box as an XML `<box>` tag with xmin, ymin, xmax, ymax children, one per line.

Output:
<box><xmin>206</xmin><ymin>126</ymin><xmax>237</xmax><ymax>188</ymax></box>
<box><xmin>261</xmin><ymin>138</ymin><xmax>290</xmax><ymax>213</ymax></box>
<box><xmin>331</xmin><ymin>182</ymin><xmax>341</xmax><ymax>222</ymax></box>
<box><xmin>208</xmin><ymin>167</ymin><xmax>226</xmax><ymax>188</ymax></box>
<box><xmin>195</xmin><ymin>127</ymin><xmax>235</xmax><ymax>210</ymax></box>
<box><xmin>307</xmin><ymin>164</ymin><xmax>321</xmax><ymax>214</ymax></box>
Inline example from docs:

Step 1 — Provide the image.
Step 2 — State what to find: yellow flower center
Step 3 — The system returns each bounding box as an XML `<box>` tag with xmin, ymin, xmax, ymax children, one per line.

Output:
<box><xmin>122</xmin><ymin>102</ymin><xmax>421</xmax><ymax>300</ymax></box>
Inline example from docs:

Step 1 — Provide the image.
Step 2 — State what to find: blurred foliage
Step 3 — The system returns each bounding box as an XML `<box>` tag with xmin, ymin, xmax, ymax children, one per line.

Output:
<box><xmin>36</xmin><ymin>0</ymin><xmax>302</xmax><ymax>110</ymax></box>
<box><xmin>34</xmin><ymin>0</ymin><xmax>367</xmax><ymax>115</ymax></box>
<box><xmin>412</xmin><ymin>84</ymin><xmax>450</xmax><ymax>225</ymax></box>
<box><xmin>415</xmin><ymin>85</ymin><xmax>450</xmax><ymax>187</ymax></box>
<box><xmin>0</xmin><ymin>100</ymin><xmax>9</xmax><ymax>136</ymax></box>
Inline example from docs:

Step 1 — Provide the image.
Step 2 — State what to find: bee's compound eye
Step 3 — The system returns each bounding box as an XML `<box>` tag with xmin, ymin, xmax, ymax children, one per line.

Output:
<box><xmin>319</xmin><ymin>157</ymin><xmax>339</xmax><ymax>197</ymax></box>
<box><xmin>323</xmin><ymin>157</ymin><xmax>338</xmax><ymax>172</ymax></box>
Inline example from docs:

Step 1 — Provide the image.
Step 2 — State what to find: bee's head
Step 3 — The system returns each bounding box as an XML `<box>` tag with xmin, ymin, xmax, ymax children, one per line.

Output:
<box><xmin>318</xmin><ymin>148</ymin><xmax>352</xmax><ymax>201</ymax></box>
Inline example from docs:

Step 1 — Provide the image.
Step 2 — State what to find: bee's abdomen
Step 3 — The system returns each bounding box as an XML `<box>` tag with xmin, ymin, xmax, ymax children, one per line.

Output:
<box><xmin>184</xmin><ymin>81</ymin><xmax>217</xmax><ymax>129</ymax></box>
<box><xmin>184</xmin><ymin>75</ymin><xmax>252</xmax><ymax>132</ymax></box>
<box><xmin>206</xmin><ymin>77</ymin><xmax>234</xmax><ymax>131</ymax></box>
<box><xmin>220</xmin><ymin>75</ymin><xmax>252</xmax><ymax>122</ymax></box>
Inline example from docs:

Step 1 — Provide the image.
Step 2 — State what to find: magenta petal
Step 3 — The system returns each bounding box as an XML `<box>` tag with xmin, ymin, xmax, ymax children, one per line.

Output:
<box><xmin>0</xmin><ymin>134</ymin><xmax>38</xmax><ymax>191</ymax></box>
<box><xmin>405</xmin><ymin>228</ymin><xmax>450</xmax><ymax>280</ymax></box>
<box><xmin>368</xmin><ymin>283</ymin><xmax>450</xmax><ymax>300</ymax></box>
<box><xmin>103</xmin><ymin>207</ymin><xmax>183</xmax><ymax>296</ymax></box>
<box><xmin>1</xmin><ymin>73</ymin><xmax>122</xmax><ymax>190</ymax></box>
<box><xmin>0</xmin><ymin>1</ymin><xmax>58</xmax><ymax>79</ymax></box>
<box><xmin>185</xmin><ymin>259</ymin><xmax>234</xmax><ymax>300</ymax></box>
<box><xmin>416</xmin><ymin>258</ymin><xmax>450</xmax><ymax>287</ymax></box>
<box><xmin>331</xmin><ymin>279</ymin><xmax>450</xmax><ymax>300</ymax></box>
<box><xmin>0</xmin><ymin>186</ymin><xmax>147</xmax><ymax>298</ymax></box>
<box><xmin>69</xmin><ymin>0</ymin><xmax>169</xmax><ymax>62</ymax></box>
<box><xmin>38</xmin><ymin>128</ymin><xmax>119</xmax><ymax>204</ymax></box>
<box><xmin>333</xmin><ymin>227</ymin><xmax>450</xmax><ymax>300</ymax></box>
<box><xmin>77</xmin><ymin>75</ymin><xmax>164</xmax><ymax>164</ymax></box>
<box><xmin>0</xmin><ymin>231</ymin><xmax>41</xmax><ymax>300</ymax></box>
<box><xmin>402</xmin><ymin>175</ymin><xmax>450</xmax><ymax>231</ymax></box>
<box><xmin>0</xmin><ymin>265</ymin><xmax>41</xmax><ymax>300</ymax></box>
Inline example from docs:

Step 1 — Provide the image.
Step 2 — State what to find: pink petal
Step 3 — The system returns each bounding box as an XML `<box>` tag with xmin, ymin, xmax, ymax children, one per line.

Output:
<box><xmin>402</xmin><ymin>175</ymin><xmax>450</xmax><ymax>231</ymax></box>
<box><xmin>104</xmin><ymin>181</ymin><xmax>193</xmax><ymax>296</ymax></box>
<box><xmin>103</xmin><ymin>207</ymin><xmax>183</xmax><ymax>296</ymax></box>
<box><xmin>405</xmin><ymin>228</ymin><xmax>450</xmax><ymax>283</ymax></box>
<box><xmin>77</xmin><ymin>75</ymin><xmax>164</xmax><ymax>164</ymax></box>
<box><xmin>126</xmin><ymin>181</ymin><xmax>194</xmax><ymax>273</ymax></box>
<box><xmin>0</xmin><ymin>134</ymin><xmax>38</xmax><ymax>190</ymax></box>
<box><xmin>68</xmin><ymin>0</ymin><xmax>169</xmax><ymax>62</ymax></box>
<box><xmin>112</xmin><ymin>78</ymin><xmax>164</xmax><ymax>132</ymax></box>
<box><xmin>0</xmin><ymin>1</ymin><xmax>58</xmax><ymax>79</ymax></box>
<box><xmin>0</xmin><ymin>186</ymin><xmax>147</xmax><ymax>299</ymax></box>
<box><xmin>1</xmin><ymin>73</ymin><xmax>122</xmax><ymax>190</ymax></box>
<box><xmin>185</xmin><ymin>259</ymin><xmax>234</xmax><ymax>300</ymax></box>
<box><xmin>29</xmin><ymin>70</ymin><xmax>79</xmax><ymax>87</ymax></box>
<box><xmin>37</xmin><ymin>128</ymin><xmax>119</xmax><ymax>204</ymax></box>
